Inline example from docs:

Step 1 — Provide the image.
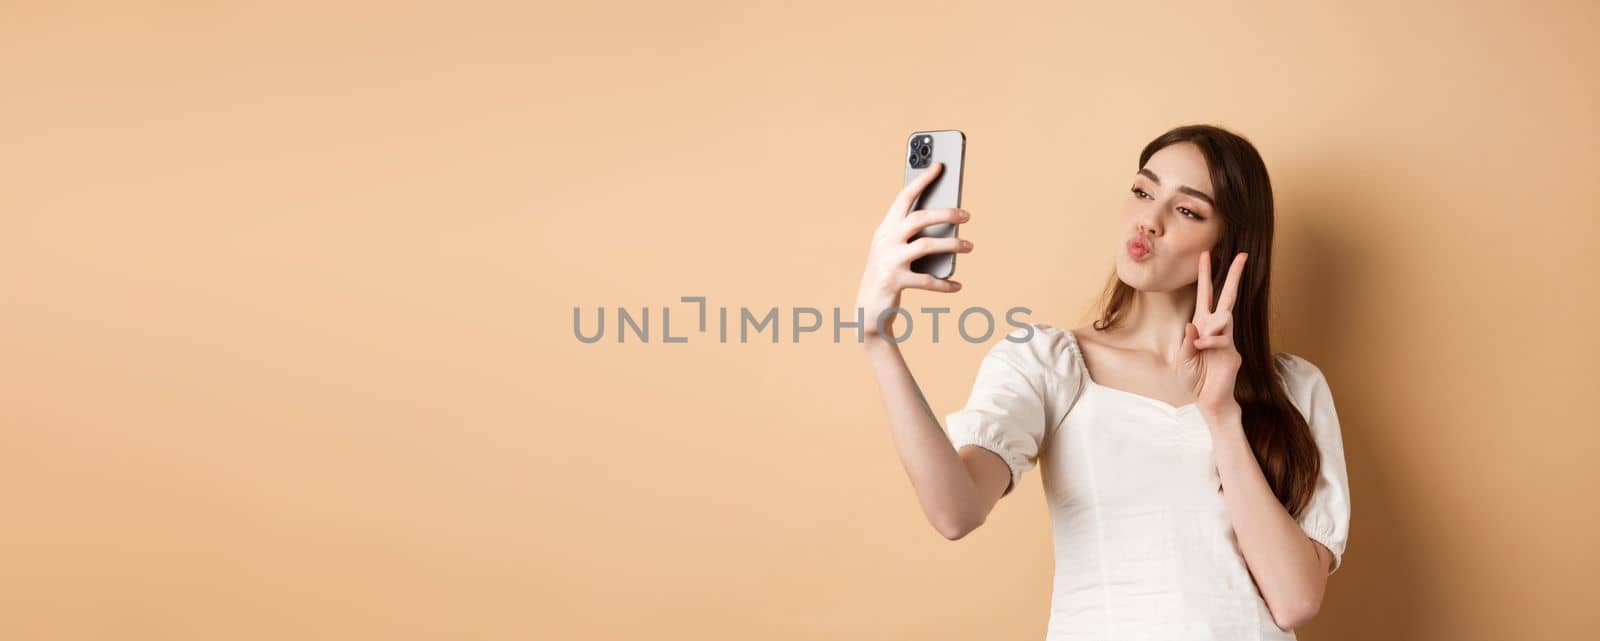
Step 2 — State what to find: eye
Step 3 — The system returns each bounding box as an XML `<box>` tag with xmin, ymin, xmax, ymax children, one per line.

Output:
<box><xmin>1179</xmin><ymin>207</ymin><xmax>1205</xmax><ymax>221</ymax></box>
<box><xmin>1130</xmin><ymin>186</ymin><xmax>1150</xmax><ymax>199</ymax></box>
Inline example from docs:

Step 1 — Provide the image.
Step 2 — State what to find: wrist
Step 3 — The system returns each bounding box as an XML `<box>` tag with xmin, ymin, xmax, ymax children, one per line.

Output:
<box><xmin>862</xmin><ymin>332</ymin><xmax>899</xmax><ymax>353</ymax></box>
<box><xmin>1202</xmin><ymin>401</ymin><xmax>1243</xmax><ymax>427</ymax></box>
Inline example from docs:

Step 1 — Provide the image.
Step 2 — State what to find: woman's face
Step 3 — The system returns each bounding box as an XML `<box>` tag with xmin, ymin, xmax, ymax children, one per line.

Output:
<box><xmin>1115</xmin><ymin>141</ymin><xmax>1224</xmax><ymax>293</ymax></box>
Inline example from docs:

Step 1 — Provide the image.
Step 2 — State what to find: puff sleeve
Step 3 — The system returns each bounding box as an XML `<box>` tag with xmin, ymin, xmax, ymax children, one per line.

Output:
<box><xmin>944</xmin><ymin>324</ymin><xmax>1080</xmax><ymax>498</ymax></box>
<box><xmin>1277</xmin><ymin>353</ymin><xmax>1353</xmax><ymax>575</ymax></box>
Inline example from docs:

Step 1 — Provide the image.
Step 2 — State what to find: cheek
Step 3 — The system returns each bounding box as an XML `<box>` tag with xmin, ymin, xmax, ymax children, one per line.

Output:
<box><xmin>1177</xmin><ymin>227</ymin><xmax>1222</xmax><ymax>252</ymax></box>
<box><xmin>1119</xmin><ymin>199</ymin><xmax>1140</xmax><ymax>222</ymax></box>
<box><xmin>1169</xmin><ymin>237</ymin><xmax>1215</xmax><ymax>271</ymax></box>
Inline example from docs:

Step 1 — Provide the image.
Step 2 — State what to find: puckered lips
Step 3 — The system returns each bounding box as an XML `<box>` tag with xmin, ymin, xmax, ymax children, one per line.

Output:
<box><xmin>1126</xmin><ymin>236</ymin><xmax>1152</xmax><ymax>261</ymax></box>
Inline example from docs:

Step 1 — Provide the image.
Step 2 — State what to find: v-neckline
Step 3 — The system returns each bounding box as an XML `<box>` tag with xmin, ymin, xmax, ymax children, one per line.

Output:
<box><xmin>1063</xmin><ymin>328</ymin><xmax>1198</xmax><ymax>415</ymax></box>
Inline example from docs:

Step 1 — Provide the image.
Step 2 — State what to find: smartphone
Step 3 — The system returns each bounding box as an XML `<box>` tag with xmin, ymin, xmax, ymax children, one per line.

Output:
<box><xmin>902</xmin><ymin>129</ymin><xmax>966</xmax><ymax>280</ymax></box>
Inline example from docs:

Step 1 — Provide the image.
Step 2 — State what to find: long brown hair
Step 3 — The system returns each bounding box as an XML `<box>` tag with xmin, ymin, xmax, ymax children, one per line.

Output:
<box><xmin>1091</xmin><ymin>124</ymin><xmax>1320</xmax><ymax>518</ymax></box>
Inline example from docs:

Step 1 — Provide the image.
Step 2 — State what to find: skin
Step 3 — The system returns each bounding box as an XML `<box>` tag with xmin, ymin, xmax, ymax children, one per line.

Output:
<box><xmin>856</xmin><ymin>143</ymin><xmax>1333</xmax><ymax>631</ymax></box>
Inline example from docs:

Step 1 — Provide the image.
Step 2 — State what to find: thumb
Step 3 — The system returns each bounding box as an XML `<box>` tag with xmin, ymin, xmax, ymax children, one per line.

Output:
<box><xmin>1181</xmin><ymin>323</ymin><xmax>1199</xmax><ymax>356</ymax></box>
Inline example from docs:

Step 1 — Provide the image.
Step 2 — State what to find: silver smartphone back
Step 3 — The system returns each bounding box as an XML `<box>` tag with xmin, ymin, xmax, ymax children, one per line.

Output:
<box><xmin>902</xmin><ymin>130</ymin><xmax>965</xmax><ymax>280</ymax></box>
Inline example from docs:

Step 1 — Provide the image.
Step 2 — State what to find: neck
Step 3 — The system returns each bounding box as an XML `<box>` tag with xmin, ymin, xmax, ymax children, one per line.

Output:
<box><xmin>1116</xmin><ymin>285</ymin><xmax>1199</xmax><ymax>364</ymax></box>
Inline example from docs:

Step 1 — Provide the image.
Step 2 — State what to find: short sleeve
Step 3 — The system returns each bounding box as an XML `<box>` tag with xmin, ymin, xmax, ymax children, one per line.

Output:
<box><xmin>1277</xmin><ymin>353</ymin><xmax>1353</xmax><ymax>575</ymax></box>
<box><xmin>944</xmin><ymin>324</ymin><xmax>1081</xmax><ymax>498</ymax></box>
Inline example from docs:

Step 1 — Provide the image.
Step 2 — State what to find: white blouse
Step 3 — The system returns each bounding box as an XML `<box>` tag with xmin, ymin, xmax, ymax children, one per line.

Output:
<box><xmin>945</xmin><ymin>323</ymin><xmax>1351</xmax><ymax>641</ymax></box>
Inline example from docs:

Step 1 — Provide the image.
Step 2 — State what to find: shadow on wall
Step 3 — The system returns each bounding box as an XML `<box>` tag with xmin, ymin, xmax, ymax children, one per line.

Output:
<box><xmin>1273</xmin><ymin>166</ymin><xmax>1425</xmax><ymax>640</ymax></box>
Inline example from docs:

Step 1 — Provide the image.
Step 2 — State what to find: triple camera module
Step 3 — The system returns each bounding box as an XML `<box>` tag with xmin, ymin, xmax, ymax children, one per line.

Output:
<box><xmin>908</xmin><ymin>135</ymin><xmax>933</xmax><ymax>169</ymax></box>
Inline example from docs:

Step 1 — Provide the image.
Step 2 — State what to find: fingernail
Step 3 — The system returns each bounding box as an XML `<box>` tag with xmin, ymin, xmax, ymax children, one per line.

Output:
<box><xmin>960</xmin><ymin>240</ymin><xmax>972</xmax><ymax>249</ymax></box>
<box><xmin>958</xmin><ymin>210</ymin><xmax>969</xmax><ymax>220</ymax></box>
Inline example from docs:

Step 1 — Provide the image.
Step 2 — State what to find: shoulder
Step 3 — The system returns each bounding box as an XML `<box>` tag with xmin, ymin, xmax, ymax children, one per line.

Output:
<box><xmin>1273</xmin><ymin>352</ymin><xmax>1328</xmax><ymax>387</ymax></box>
<box><xmin>982</xmin><ymin>322</ymin><xmax>1084</xmax><ymax>384</ymax></box>
<box><xmin>989</xmin><ymin>322</ymin><xmax>1075</xmax><ymax>358</ymax></box>
<box><xmin>1273</xmin><ymin>352</ymin><xmax>1335</xmax><ymax>420</ymax></box>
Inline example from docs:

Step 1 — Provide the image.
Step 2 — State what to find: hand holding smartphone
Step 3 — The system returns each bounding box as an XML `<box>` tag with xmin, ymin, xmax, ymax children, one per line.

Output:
<box><xmin>903</xmin><ymin>130</ymin><xmax>966</xmax><ymax>279</ymax></box>
<box><xmin>853</xmin><ymin>129</ymin><xmax>971</xmax><ymax>340</ymax></box>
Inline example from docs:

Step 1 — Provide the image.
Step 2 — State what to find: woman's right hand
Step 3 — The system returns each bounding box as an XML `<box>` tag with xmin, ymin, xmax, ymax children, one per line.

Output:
<box><xmin>854</xmin><ymin>161</ymin><xmax>974</xmax><ymax>341</ymax></box>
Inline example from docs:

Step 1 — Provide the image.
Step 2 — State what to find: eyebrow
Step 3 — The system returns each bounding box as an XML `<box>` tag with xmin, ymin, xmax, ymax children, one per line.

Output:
<box><xmin>1138</xmin><ymin>168</ymin><xmax>1216</xmax><ymax>207</ymax></box>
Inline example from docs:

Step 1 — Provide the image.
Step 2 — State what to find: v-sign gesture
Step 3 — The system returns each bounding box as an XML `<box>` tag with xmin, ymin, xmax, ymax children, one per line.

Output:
<box><xmin>1179</xmin><ymin>250</ymin><xmax>1248</xmax><ymax>419</ymax></box>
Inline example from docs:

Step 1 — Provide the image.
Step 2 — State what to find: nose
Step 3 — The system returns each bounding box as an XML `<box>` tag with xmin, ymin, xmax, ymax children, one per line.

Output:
<box><xmin>1137</xmin><ymin>218</ymin><xmax>1160</xmax><ymax>238</ymax></box>
<box><xmin>1136</xmin><ymin>205</ymin><xmax>1162</xmax><ymax>237</ymax></box>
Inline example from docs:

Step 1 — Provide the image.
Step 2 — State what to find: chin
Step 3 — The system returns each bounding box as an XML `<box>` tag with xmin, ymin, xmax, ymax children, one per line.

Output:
<box><xmin>1113</xmin><ymin>260</ymin><xmax>1150</xmax><ymax>290</ymax></box>
<box><xmin>1115</xmin><ymin>258</ymin><xmax>1174</xmax><ymax>293</ymax></box>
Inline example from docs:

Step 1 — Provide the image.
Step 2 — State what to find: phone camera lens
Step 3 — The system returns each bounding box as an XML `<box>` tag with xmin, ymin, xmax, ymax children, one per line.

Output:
<box><xmin>918</xmin><ymin>145</ymin><xmax>931</xmax><ymax>157</ymax></box>
<box><xmin>909</xmin><ymin>153</ymin><xmax>921</xmax><ymax>167</ymax></box>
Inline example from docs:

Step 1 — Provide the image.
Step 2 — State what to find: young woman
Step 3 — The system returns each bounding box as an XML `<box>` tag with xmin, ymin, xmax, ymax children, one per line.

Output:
<box><xmin>855</xmin><ymin>124</ymin><xmax>1351</xmax><ymax>639</ymax></box>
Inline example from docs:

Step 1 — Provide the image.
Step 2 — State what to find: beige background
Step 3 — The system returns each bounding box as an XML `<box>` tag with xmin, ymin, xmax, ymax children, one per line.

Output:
<box><xmin>4</xmin><ymin>1</ymin><xmax>1597</xmax><ymax>639</ymax></box>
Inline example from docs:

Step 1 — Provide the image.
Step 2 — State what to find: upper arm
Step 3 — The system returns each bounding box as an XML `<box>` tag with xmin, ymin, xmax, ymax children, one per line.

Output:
<box><xmin>1279</xmin><ymin>353</ymin><xmax>1352</xmax><ymax>576</ymax></box>
<box><xmin>942</xmin><ymin>326</ymin><xmax>1079</xmax><ymax>535</ymax></box>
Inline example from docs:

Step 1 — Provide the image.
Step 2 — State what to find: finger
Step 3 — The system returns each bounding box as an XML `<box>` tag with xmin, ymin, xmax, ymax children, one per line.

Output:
<box><xmin>901</xmin><ymin>272</ymin><xmax>962</xmax><ymax>292</ymax></box>
<box><xmin>1181</xmin><ymin>322</ymin><xmax>1199</xmax><ymax>358</ymax></box>
<box><xmin>902</xmin><ymin>235</ymin><xmax>972</xmax><ymax>261</ymax></box>
<box><xmin>1196</xmin><ymin>333</ymin><xmax>1233</xmax><ymax>350</ymax></box>
<box><xmin>1196</xmin><ymin>250</ymin><xmax>1213</xmax><ymax>316</ymax></box>
<box><xmin>1196</xmin><ymin>314</ymin><xmax>1230</xmax><ymax>337</ymax></box>
<box><xmin>901</xmin><ymin>207</ymin><xmax>969</xmax><ymax>241</ymax></box>
<box><xmin>887</xmin><ymin>162</ymin><xmax>944</xmax><ymax>223</ymax></box>
<box><xmin>1215</xmin><ymin>253</ymin><xmax>1247</xmax><ymax>313</ymax></box>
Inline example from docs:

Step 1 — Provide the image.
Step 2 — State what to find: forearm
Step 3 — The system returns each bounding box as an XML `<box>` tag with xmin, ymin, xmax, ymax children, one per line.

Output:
<box><xmin>1206</xmin><ymin>406</ymin><xmax>1327</xmax><ymax>630</ymax></box>
<box><xmin>862</xmin><ymin>335</ymin><xmax>982</xmax><ymax>537</ymax></box>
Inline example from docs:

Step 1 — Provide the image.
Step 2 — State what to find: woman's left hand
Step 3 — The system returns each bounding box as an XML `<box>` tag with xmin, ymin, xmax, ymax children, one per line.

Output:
<box><xmin>1178</xmin><ymin>250</ymin><xmax>1248</xmax><ymax>421</ymax></box>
